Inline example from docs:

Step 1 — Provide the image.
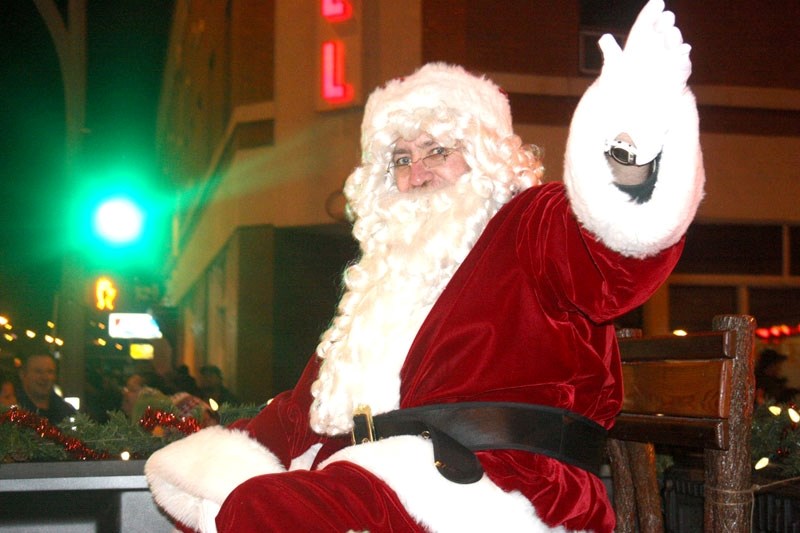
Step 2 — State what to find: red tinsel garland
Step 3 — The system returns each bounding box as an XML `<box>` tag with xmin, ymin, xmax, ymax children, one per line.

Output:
<box><xmin>0</xmin><ymin>406</ymin><xmax>110</xmax><ymax>460</ymax></box>
<box><xmin>0</xmin><ymin>405</ymin><xmax>202</xmax><ymax>460</ymax></box>
<box><xmin>139</xmin><ymin>406</ymin><xmax>202</xmax><ymax>435</ymax></box>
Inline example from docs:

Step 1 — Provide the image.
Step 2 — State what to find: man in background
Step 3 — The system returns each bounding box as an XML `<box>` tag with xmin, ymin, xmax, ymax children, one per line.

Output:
<box><xmin>198</xmin><ymin>365</ymin><xmax>238</xmax><ymax>406</ymax></box>
<box><xmin>16</xmin><ymin>349</ymin><xmax>76</xmax><ymax>423</ymax></box>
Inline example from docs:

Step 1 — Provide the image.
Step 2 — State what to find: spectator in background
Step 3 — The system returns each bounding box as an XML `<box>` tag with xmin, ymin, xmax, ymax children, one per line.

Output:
<box><xmin>84</xmin><ymin>366</ymin><xmax>123</xmax><ymax>423</ymax></box>
<box><xmin>122</xmin><ymin>370</ymin><xmax>218</xmax><ymax>427</ymax></box>
<box><xmin>198</xmin><ymin>365</ymin><xmax>238</xmax><ymax>405</ymax></box>
<box><xmin>16</xmin><ymin>350</ymin><xmax>77</xmax><ymax>423</ymax></box>
<box><xmin>755</xmin><ymin>348</ymin><xmax>798</xmax><ymax>405</ymax></box>
<box><xmin>0</xmin><ymin>371</ymin><xmax>17</xmax><ymax>407</ymax></box>
<box><xmin>121</xmin><ymin>370</ymin><xmax>177</xmax><ymax>416</ymax></box>
<box><xmin>121</xmin><ymin>371</ymin><xmax>170</xmax><ymax>419</ymax></box>
<box><xmin>170</xmin><ymin>364</ymin><xmax>200</xmax><ymax>396</ymax></box>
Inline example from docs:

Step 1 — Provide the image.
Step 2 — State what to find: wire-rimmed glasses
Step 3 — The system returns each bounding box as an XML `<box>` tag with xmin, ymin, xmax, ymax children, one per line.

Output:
<box><xmin>387</xmin><ymin>148</ymin><xmax>457</xmax><ymax>180</ymax></box>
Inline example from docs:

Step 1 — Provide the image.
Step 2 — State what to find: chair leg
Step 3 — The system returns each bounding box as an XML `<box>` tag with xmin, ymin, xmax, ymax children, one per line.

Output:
<box><xmin>607</xmin><ymin>439</ymin><xmax>637</xmax><ymax>533</ymax></box>
<box><xmin>627</xmin><ymin>441</ymin><xmax>664</xmax><ymax>533</ymax></box>
<box><xmin>703</xmin><ymin>314</ymin><xmax>756</xmax><ymax>532</ymax></box>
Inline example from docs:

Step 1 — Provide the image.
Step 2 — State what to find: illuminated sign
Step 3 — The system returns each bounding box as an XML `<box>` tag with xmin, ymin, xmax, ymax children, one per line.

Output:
<box><xmin>321</xmin><ymin>0</ymin><xmax>352</xmax><ymax>21</ymax></box>
<box><xmin>129</xmin><ymin>343</ymin><xmax>155</xmax><ymax>360</ymax></box>
<box><xmin>108</xmin><ymin>313</ymin><xmax>163</xmax><ymax>339</ymax></box>
<box><xmin>95</xmin><ymin>277</ymin><xmax>117</xmax><ymax>311</ymax></box>
<box><xmin>321</xmin><ymin>41</ymin><xmax>352</xmax><ymax>103</ymax></box>
<box><xmin>317</xmin><ymin>0</ymin><xmax>361</xmax><ymax>108</ymax></box>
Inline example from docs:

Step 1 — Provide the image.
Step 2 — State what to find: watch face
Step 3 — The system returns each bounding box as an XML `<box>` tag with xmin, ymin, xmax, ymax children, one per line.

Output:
<box><xmin>608</xmin><ymin>145</ymin><xmax>637</xmax><ymax>165</ymax></box>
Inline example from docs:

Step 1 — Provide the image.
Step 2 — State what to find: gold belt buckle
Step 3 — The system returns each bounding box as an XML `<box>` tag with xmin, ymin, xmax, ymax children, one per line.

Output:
<box><xmin>351</xmin><ymin>404</ymin><xmax>375</xmax><ymax>445</ymax></box>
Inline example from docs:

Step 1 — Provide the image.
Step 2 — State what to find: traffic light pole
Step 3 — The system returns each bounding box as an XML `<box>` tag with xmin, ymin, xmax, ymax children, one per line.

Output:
<box><xmin>35</xmin><ymin>0</ymin><xmax>88</xmax><ymax>402</ymax></box>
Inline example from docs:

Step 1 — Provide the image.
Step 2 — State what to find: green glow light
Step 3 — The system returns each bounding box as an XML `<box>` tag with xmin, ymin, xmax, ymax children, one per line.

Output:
<box><xmin>93</xmin><ymin>197</ymin><xmax>145</xmax><ymax>244</ymax></box>
<box><xmin>66</xmin><ymin>161</ymin><xmax>169</xmax><ymax>273</ymax></box>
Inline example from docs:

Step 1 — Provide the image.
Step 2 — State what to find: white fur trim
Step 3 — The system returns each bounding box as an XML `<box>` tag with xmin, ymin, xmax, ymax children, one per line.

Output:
<box><xmin>563</xmin><ymin>82</ymin><xmax>704</xmax><ymax>258</ymax></box>
<box><xmin>361</xmin><ymin>63</ymin><xmax>513</xmax><ymax>155</ymax></box>
<box><xmin>289</xmin><ymin>442</ymin><xmax>323</xmax><ymax>471</ymax></box>
<box><xmin>145</xmin><ymin>426</ymin><xmax>285</xmax><ymax>532</ymax></box>
<box><xmin>320</xmin><ymin>436</ymin><xmax>575</xmax><ymax>533</ymax></box>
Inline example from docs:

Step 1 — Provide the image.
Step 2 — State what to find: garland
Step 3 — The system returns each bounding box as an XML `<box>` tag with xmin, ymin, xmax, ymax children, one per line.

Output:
<box><xmin>3</xmin><ymin>401</ymin><xmax>800</xmax><ymax>480</ymax></box>
<box><xmin>751</xmin><ymin>402</ymin><xmax>800</xmax><ymax>477</ymax></box>
<box><xmin>0</xmin><ymin>403</ymin><xmax>261</xmax><ymax>463</ymax></box>
<box><xmin>1</xmin><ymin>407</ymin><xmax>112</xmax><ymax>460</ymax></box>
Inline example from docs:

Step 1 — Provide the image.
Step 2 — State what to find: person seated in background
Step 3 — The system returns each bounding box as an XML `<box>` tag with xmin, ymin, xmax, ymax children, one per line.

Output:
<box><xmin>198</xmin><ymin>365</ymin><xmax>239</xmax><ymax>406</ymax></box>
<box><xmin>84</xmin><ymin>366</ymin><xmax>123</xmax><ymax>423</ymax></box>
<box><xmin>169</xmin><ymin>364</ymin><xmax>201</xmax><ymax>396</ymax></box>
<box><xmin>0</xmin><ymin>371</ymin><xmax>17</xmax><ymax>408</ymax></box>
<box><xmin>121</xmin><ymin>372</ymin><xmax>166</xmax><ymax>419</ymax></box>
<box><xmin>123</xmin><ymin>370</ymin><xmax>218</xmax><ymax>427</ymax></box>
<box><xmin>755</xmin><ymin>348</ymin><xmax>799</xmax><ymax>405</ymax></box>
<box><xmin>16</xmin><ymin>348</ymin><xmax>76</xmax><ymax>423</ymax></box>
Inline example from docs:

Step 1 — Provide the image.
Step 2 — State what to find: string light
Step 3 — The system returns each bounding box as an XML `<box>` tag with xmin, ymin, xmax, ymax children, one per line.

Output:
<box><xmin>0</xmin><ymin>316</ymin><xmax>64</xmax><ymax>347</ymax></box>
<box><xmin>754</xmin><ymin>457</ymin><xmax>770</xmax><ymax>470</ymax></box>
<box><xmin>756</xmin><ymin>323</ymin><xmax>800</xmax><ymax>340</ymax></box>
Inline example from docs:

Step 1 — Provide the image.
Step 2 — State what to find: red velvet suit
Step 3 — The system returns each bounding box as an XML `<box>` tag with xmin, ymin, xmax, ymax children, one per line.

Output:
<box><xmin>147</xmin><ymin>16</ymin><xmax>704</xmax><ymax>531</ymax></box>
<box><xmin>212</xmin><ymin>182</ymin><xmax>683</xmax><ymax>532</ymax></box>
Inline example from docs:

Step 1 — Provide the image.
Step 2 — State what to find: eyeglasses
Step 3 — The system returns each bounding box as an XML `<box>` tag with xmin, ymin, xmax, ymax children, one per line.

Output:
<box><xmin>387</xmin><ymin>148</ymin><xmax>457</xmax><ymax>179</ymax></box>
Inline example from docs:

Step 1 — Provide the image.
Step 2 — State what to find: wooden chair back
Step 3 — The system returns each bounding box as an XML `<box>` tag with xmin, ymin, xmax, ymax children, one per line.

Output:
<box><xmin>608</xmin><ymin>314</ymin><xmax>756</xmax><ymax>533</ymax></box>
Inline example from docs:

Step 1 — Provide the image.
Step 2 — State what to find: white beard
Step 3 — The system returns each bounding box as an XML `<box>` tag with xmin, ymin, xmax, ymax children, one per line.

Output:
<box><xmin>310</xmin><ymin>177</ymin><xmax>502</xmax><ymax>436</ymax></box>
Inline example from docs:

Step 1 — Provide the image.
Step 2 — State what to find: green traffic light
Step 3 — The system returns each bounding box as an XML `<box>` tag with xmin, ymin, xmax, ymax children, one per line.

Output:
<box><xmin>93</xmin><ymin>197</ymin><xmax>145</xmax><ymax>245</ymax></box>
<box><xmin>66</xmin><ymin>161</ymin><xmax>169</xmax><ymax>272</ymax></box>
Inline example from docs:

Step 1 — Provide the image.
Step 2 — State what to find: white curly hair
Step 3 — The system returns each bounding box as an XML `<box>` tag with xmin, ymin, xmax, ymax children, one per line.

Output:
<box><xmin>310</xmin><ymin>63</ymin><xmax>544</xmax><ymax>435</ymax></box>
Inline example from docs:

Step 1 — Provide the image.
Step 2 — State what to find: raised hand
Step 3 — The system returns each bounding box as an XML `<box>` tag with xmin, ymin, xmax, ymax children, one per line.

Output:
<box><xmin>597</xmin><ymin>0</ymin><xmax>693</xmax><ymax>164</ymax></box>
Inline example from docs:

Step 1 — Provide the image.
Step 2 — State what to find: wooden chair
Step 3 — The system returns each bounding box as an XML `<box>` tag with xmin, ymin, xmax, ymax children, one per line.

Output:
<box><xmin>608</xmin><ymin>314</ymin><xmax>757</xmax><ymax>533</ymax></box>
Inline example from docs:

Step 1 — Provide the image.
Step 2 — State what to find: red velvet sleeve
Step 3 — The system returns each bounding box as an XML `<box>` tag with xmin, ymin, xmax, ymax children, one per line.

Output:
<box><xmin>238</xmin><ymin>355</ymin><xmax>327</xmax><ymax>468</ymax></box>
<box><xmin>516</xmin><ymin>183</ymin><xmax>683</xmax><ymax>324</ymax></box>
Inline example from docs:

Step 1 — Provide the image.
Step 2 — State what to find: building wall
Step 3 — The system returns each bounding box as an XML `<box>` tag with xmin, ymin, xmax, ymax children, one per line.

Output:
<box><xmin>157</xmin><ymin>1</ymin><xmax>800</xmax><ymax>396</ymax></box>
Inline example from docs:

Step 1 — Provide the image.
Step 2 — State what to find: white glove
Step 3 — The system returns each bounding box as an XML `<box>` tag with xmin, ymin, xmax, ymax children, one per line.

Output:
<box><xmin>597</xmin><ymin>0</ymin><xmax>692</xmax><ymax>164</ymax></box>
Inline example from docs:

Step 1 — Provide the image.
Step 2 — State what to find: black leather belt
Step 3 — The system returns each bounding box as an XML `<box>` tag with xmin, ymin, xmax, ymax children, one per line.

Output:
<box><xmin>351</xmin><ymin>401</ymin><xmax>607</xmax><ymax>484</ymax></box>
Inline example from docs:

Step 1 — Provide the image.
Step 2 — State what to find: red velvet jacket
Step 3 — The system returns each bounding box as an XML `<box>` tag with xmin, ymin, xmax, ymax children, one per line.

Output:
<box><xmin>222</xmin><ymin>182</ymin><xmax>683</xmax><ymax>531</ymax></box>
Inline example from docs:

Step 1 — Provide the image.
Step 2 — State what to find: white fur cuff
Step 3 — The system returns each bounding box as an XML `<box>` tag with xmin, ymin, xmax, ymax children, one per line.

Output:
<box><xmin>145</xmin><ymin>426</ymin><xmax>285</xmax><ymax>531</ymax></box>
<box><xmin>564</xmin><ymin>82</ymin><xmax>704</xmax><ymax>258</ymax></box>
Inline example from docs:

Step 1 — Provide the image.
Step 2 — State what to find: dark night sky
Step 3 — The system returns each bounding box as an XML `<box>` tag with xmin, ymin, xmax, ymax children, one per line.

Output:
<box><xmin>0</xmin><ymin>1</ymin><xmax>173</xmax><ymax>330</ymax></box>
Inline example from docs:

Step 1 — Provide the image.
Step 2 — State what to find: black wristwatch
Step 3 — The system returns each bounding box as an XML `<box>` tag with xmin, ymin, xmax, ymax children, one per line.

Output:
<box><xmin>604</xmin><ymin>139</ymin><xmax>638</xmax><ymax>166</ymax></box>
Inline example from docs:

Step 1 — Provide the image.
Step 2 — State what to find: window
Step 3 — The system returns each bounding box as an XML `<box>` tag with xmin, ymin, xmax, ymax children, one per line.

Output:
<box><xmin>579</xmin><ymin>0</ymin><xmax>647</xmax><ymax>74</ymax></box>
<box><xmin>580</xmin><ymin>0</ymin><xmax>648</xmax><ymax>31</ymax></box>
<box><xmin>749</xmin><ymin>288</ymin><xmax>800</xmax><ymax>328</ymax></box>
<box><xmin>675</xmin><ymin>224</ymin><xmax>783</xmax><ymax>275</ymax></box>
<box><xmin>669</xmin><ymin>285</ymin><xmax>738</xmax><ymax>332</ymax></box>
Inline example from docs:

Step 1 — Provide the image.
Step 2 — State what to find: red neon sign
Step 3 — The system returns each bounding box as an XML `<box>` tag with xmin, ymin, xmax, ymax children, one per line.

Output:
<box><xmin>319</xmin><ymin>0</ymin><xmax>356</xmax><ymax>106</ymax></box>
<box><xmin>321</xmin><ymin>0</ymin><xmax>352</xmax><ymax>22</ymax></box>
<box><xmin>322</xmin><ymin>40</ymin><xmax>353</xmax><ymax>103</ymax></box>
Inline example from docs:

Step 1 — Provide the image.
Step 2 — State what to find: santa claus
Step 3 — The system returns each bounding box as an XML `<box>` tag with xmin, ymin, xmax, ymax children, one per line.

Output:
<box><xmin>145</xmin><ymin>1</ymin><xmax>704</xmax><ymax>531</ymax></box>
